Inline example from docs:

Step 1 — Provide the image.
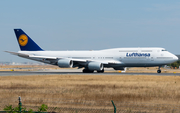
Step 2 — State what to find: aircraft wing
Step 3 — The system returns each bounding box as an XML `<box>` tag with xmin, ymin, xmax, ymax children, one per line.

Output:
<box><xmin>5</xmin><ymin>51</ymin><xmax>123</xmax><ymax>66</ymax></box>
<box><xmin>5</xmin><ymin>51</ymin><xmax>87</xmax><ymax>63</ymax></box>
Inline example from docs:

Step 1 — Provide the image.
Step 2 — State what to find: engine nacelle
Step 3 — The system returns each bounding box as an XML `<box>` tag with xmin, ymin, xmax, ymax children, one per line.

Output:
<box><xmin>113</xmin><ymin>67</ymin><xmax>125</xmax><ymax>70</ymax></box>
<box><xmin>88</xmin><ymin>62</ymin><xmax>104</xmax><ymax>71</ymax></box>
<box><xmin>57</xmin><ymin>59</ymin><xmax>73</xmax><ymax>68</ymax></box>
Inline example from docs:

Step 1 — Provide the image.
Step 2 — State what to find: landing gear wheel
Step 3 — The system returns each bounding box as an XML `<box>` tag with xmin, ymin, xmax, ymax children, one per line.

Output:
<box><xmin>157</xmin><ymin>66</ymin><xmax>161</xmax><ymax>73</ymax></box>
<box><xmin>83</xmin><ymin>69</ymin><xmax>94</xmax><ymax>73</ymax></box>
<box><xmin>97</xmin><ymin>69</ymin><xmax>104</xmax><ymax>73</ymax></box>
<box><xmin>157</xmin><ymin>70</ymin><xmax>161</xmax><ymax>73</ymax></box>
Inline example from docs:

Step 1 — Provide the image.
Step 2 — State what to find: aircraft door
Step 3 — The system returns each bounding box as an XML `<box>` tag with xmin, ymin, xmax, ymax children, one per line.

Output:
<box><xmin>151</xmin><ymin>57</ymin><xmax>154</xmax><ymax>61</ymax></box>
<box><xmin>119</xmin><ymin>57</ymin><xmax>122</xmax><ymax>61</ymax></box>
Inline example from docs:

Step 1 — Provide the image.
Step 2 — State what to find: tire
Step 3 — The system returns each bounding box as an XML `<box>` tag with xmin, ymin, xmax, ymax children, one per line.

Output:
<box><xmin>83</xmin><ymin>69</ymin><xmax>94</xmax><ymax>73</ymax></box>
<box><xmin>157</xmin><ymin>70</ymin><xmax>161</xmax><ymax>73</ymax></box>
<box><xmin>97</xmin><ymin>69</ymin><xmax>104</xmax><ymax>73</ymax></box>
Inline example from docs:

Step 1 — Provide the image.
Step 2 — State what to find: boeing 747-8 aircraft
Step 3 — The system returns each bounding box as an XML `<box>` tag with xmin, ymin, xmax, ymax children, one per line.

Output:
<box><xmin>6</xmin><ymin>29</ymin><xmax>178</xmax><ymax>73</ymax></box>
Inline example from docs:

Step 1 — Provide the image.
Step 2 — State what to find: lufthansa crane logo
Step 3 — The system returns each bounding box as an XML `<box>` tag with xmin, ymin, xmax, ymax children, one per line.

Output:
<box><xmin>18</xmin><ymin>34</ymin><xmax>28</xmax><ymax>46</ymax></box>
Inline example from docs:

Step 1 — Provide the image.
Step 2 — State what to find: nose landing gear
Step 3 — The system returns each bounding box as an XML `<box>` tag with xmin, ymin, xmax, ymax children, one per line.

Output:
<box><xmin>157</xmin><ymin>66</ymin><xmax>161</xmax><ymax>73</ymax></box>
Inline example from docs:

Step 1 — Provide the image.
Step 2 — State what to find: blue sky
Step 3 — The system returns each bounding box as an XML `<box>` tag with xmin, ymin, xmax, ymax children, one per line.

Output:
<box><xmin>1</xmin><ymin>0</ymin><xmax>180</xmax><ymax>62</ymax></box>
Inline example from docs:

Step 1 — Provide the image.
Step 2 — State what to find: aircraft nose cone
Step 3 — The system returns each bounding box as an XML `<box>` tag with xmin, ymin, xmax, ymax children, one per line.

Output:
<box><xmin>174</xmin><ymin>55</ymin><xmax>179</xmax><ymax>60</ymax></box>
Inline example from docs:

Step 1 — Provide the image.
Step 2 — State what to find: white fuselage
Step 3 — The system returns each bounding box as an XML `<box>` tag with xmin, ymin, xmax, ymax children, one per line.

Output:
<box><xmin>18</xmin><ymin>47</ymin><xmax>178</xmax><ymax>68</ymax></box>
<box><xmin>11</xmin><ymin>29</ymin><xmax>178</xmax><ymax>73</ymax></box>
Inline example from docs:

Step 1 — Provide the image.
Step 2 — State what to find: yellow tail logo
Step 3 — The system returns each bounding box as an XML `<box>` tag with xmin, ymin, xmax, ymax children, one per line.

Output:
<box><xmin>18</xmin><ymin>34</ymin><xmax>28</xmax><ymax>46</ymax></box>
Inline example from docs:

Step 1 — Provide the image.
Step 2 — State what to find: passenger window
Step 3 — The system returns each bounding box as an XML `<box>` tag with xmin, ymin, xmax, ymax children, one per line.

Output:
<box><xmin>162</xmin><ymin>49</ymin><xmax>167</xmax><ymax>51</ymax></box>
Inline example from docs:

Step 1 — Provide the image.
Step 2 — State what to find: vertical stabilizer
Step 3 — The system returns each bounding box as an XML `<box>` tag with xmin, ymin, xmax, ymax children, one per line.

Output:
<box><xmin>14</xmin><ymin>29</ymin><xmax>43</xmax><ymax>51</ymax></box>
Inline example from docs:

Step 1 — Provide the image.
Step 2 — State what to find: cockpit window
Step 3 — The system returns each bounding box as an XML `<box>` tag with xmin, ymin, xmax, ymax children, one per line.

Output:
<box><xmin>162</xmin><ymin>49</ymin><xmax>167</xmax><ymax>51</ymax></box>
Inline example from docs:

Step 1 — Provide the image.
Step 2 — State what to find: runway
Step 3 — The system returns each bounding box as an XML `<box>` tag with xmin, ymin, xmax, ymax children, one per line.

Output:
<box><xmin>0</xmin><ymin>71</ymin><xmax>180</xmax><ymax>76</ymax></box>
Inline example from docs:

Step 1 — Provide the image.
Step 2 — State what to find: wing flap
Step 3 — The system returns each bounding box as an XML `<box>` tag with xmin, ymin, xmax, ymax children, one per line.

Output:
<box><xmin>29</xmin><ymin>55</ymin><xmax>57</xmax><ymax>60</ymax></box>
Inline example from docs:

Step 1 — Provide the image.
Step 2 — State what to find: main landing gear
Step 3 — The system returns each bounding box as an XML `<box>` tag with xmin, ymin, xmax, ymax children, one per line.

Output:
<box><xmin>97</xmin><ymin>69</ymin><xmax>104</xmax><ymax>73</ymax></box>
<box><xmin>82</xmin><ymin>69</ymin><xmax>104</xmax><ymax>73</ymax></box>
<box><xmin>83</xmin><ymin>69</ymin><xmax>94</xmax><ymax>73</ymax></box>
<box><xmin>157</xmin><ymin>66</ymin><xmax>161</xmax><ymax>73</ymax></box>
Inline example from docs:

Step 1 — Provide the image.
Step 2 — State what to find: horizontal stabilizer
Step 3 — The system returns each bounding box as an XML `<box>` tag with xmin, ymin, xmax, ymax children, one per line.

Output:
<box><xmin>5</xmin><ymin>51</ymin><xmax>29</xmax><ymax>58</ymax></box>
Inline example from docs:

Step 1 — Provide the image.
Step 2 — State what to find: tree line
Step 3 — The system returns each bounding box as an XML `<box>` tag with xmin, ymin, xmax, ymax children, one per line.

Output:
<box><xmin>168</xmin><ymin>60</ymin><xmax>180</xmax><ymax>69</ymax></box>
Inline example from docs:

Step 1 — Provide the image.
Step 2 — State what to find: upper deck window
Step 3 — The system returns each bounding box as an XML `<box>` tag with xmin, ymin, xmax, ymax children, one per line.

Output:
<box><xmin>162</xmin><ymin>49</ymin><xmax>167</xmax><ymax>51</ymax></box>
<box><xmin>141</xmin><ymin>50</ymin><xmax>152</xmax><ymax>52</ymax></box>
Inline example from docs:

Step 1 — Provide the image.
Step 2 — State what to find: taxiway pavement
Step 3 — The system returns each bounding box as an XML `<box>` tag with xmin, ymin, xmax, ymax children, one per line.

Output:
<box><xmin>0</xmin><ymin>71</ymin><xmax>179</xmax><ymax>76</ymax></box>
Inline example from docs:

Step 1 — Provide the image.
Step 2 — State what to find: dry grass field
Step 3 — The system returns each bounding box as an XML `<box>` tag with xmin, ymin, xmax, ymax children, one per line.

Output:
<box><xmin>0</xmin><ymin>65</ymin><xmax>180</xmax><ymax>112</ymax></box>
<box><xmin>1</xmin><ymin>74</ymin><xmax>180</xmax><ymax>103</ymax></box>
<box><xmin>0</xmin><ymin>74</ymin><xmax>180</xmax><ymax>108</ymax></box>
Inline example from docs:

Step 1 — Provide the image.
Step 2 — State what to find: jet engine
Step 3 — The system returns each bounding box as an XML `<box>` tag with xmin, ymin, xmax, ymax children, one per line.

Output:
<box><xmin>88</xmin><ymin>62</ymin><xmax>104</xmax><ymax>71</ymax></box>
<box><xmin>57</xmin><ymin>59</ymin><xmax>73</xmax><ymax>68</ymax></box>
